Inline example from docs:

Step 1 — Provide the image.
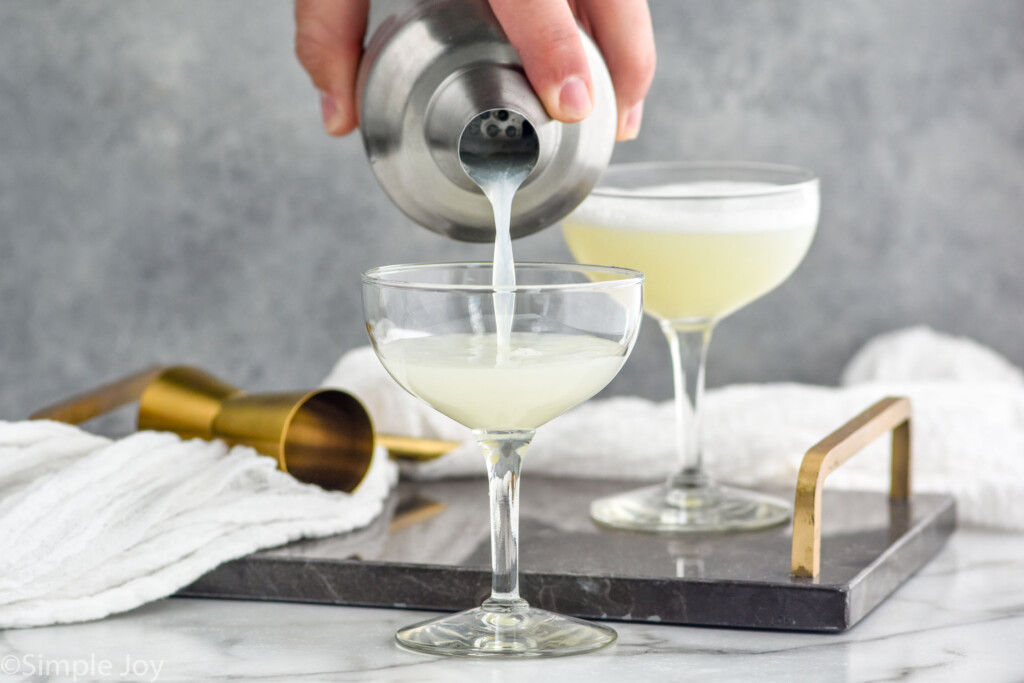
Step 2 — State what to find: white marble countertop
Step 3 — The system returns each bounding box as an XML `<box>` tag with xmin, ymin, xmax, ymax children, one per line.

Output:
<box><xmin>1</xmin><ymin>527</ymin><xmax>1022</xmax><ymax>683</ymax></box>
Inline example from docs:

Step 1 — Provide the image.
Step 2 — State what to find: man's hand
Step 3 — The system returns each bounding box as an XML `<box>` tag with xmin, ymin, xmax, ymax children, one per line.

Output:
<box><xmin>295</xmin><ymin>0</ymin><xmax>656</xmax><ymax>141</ymax></box>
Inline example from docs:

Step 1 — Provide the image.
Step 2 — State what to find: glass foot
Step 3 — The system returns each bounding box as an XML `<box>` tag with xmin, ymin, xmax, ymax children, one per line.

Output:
<box><xmin>590</xmin><ymin>482</ymin><xmax>791</xmax><ymax>533</ymax></box>
<box><xmin>395</xmin><ymin>599</ymin><xmax>616</xmax><ymax>658</ymax></box>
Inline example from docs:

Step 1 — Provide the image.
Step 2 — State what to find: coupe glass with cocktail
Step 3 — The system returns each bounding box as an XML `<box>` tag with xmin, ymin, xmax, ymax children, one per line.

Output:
<box><xmin>562</xmin><ymin>161</ymin><xmax>820</xmax><ymax>532</ymax></box>
<box><xmin>363</xmin><ymin>262</ymin><xmax>644</xmax><ymax>657</ymax></box>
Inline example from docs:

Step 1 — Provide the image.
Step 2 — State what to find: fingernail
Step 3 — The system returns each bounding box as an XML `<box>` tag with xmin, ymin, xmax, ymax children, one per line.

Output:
<box><xmin>557</xmin><ymin>76</ymin><xmax>593</xmax><ymax>121</ymax></box>
<box><xmin>621</xmin><ymin>101</ymin><xmax>644</xmax><ymax>140</ymax></box>
<box><xmin>319</xmin><ymin>90</ymin><xmax>341</xmax><ymax>133</ymax></box>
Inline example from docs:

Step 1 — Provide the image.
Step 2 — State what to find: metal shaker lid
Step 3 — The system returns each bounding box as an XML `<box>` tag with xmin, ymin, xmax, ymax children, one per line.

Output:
<box><xmin>356</xmin><ymin>0</ymin><xmax>616</xmax><ymax>242</ymax></box>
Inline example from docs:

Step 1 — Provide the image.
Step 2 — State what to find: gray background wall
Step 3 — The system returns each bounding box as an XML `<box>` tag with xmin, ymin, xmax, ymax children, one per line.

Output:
<box><xmin>2</xmin><ymin>0</ymin><xmax>1022</xmax><ymax>420</ymax></box>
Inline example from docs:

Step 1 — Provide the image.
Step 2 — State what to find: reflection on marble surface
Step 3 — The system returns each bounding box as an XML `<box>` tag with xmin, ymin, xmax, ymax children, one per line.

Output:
<box><xmin>182</xmin><ymin>477</ymin><xmax>954</xmax><ymax>631</ymax></box>
<box><xmin>1</xmin><ymin>529</ymin><xmax>1021</xmax><ymax>682</ymax></box>
<box><xmin>266</xmin><ymin>479</ymin><xmax>950</xmax><ymax>583</ymax></box>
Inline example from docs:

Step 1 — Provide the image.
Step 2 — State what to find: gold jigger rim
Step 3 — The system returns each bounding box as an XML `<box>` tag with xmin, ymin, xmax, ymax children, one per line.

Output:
<box><xmin>274</xmin><ymin>388</ymin><xmax>376</xmax><ymax>478</ymax></box>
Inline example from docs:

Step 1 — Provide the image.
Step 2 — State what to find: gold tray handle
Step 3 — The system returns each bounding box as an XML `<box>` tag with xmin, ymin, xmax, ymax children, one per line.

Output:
<box><xmin>791</xmin><ymin>396</ymin><xmax>912</xmax><ymax>578</ymax></box>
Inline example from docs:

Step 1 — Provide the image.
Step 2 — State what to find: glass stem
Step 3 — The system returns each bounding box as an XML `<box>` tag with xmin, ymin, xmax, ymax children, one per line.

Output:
<box><xmin>475</xmin><ymin>429</ymin><xmax>534</xmax><ymax>611</ymax></box>
<box><xmin>662</xmin><ymin>320</ymin><xmax>714</xmax><ymax>489</ymax></box>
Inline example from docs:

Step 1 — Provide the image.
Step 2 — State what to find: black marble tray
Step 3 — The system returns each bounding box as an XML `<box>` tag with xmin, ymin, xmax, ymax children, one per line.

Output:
<box><xmin>178</xmin><ymin>477</ymin><xmax>956</xmax><ymax>632</ymax></box>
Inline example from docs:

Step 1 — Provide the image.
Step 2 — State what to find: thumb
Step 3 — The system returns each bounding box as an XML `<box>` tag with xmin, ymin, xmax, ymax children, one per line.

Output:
<box><xmin>294</xmin><ymin>0</ymin><xmax>368</xmax><ymax>136</ymax></box>
<box><xmin>488</xmin><ymin>0</ymin><xmax>594</xmax><ymax>123</ymax></box>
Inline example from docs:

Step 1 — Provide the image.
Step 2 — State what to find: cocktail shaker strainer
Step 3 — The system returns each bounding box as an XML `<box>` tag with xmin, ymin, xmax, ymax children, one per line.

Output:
<box><xmin>356</xmin><ymin>0</ymin><xmax>616</xmax><ymax>242</ymax></box>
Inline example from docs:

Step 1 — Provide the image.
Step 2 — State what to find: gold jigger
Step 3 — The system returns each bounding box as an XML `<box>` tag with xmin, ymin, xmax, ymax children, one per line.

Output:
<box><xmin>138</xmin><ymin>366</ymin><xmax>375</xmax><ymax>493</ymax></box>
<box><xmin>31</xmin><ymin>365</ymin><xmax>460</xmax><ymax>493</ymax></box>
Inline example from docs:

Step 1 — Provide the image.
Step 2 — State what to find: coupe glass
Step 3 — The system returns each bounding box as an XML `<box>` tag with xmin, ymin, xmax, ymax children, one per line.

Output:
<box><xmin>562</xmin><ymin>161</ymin><xmax>820</xmax><ymax>532</ymax></box>
<box><xmin>362</xmin><ymin>262</ymin><xmax>644</xmax><ymax>657</ymax></box>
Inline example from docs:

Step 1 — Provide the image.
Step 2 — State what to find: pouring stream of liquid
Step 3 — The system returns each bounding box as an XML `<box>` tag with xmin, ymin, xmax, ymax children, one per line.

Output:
<box><xmin>459</xmin><ymin>110</ymin><xmax>539</xmax><ymax>361</ymax></box>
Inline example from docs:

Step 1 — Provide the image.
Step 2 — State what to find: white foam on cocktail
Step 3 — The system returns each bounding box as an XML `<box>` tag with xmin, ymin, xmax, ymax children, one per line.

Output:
<box><xmin>570</xmin><ymin>181</ymin><xmax>819</xmax><ymax>234</ymax></box>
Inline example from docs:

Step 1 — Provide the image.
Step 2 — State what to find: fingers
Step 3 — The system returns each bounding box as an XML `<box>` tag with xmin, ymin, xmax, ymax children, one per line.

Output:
<box><xmin>488</xmin><ymin>0</ymin><xmax>594</xmax><ymax>123</ymax></box>
<box><xmin>579</xmin><ymin>0</ymin><xmax>656</xmax><ymax>140</ymax></box>
<box><xmin>294</xmin><ymin>0</ymin><xmax>655</xmax><ymax>140</ymax></box>
<box><xmin>294</xmin><ymin>0</ymin><xmax>369</xmax><ymax>136</ymax></box>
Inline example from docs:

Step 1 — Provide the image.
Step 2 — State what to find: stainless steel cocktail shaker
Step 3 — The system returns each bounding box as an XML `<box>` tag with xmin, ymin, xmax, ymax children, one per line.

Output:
<box><xmin>356</xmin><ymin>0</ymin><xmax>616</xmax><ymax>242</ymax></box>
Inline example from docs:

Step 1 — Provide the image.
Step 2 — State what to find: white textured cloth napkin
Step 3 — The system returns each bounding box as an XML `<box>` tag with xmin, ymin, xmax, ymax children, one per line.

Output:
<box><xmin>325</xmin><ymin>327</ymin><xmax>1024</xmax><ymax>531</ymax></box>
<box><xmin>0</xmin><ymin>424</ymin><xmax>395</xmax><ymax>629</ymax></box>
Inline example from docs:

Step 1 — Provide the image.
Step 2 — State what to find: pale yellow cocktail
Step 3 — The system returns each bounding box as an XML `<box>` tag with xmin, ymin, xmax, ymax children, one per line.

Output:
<box><xmin>561</xmin><ymin>164</ymin><xmax>820</xmax><ymax>533</ymax></box>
